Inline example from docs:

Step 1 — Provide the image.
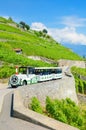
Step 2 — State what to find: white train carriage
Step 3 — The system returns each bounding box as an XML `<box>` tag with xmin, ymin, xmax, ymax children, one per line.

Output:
<box><xmin>34</xmin><ymin>67</ymin><xmax>62</xmax><ymax>81</ymax></box>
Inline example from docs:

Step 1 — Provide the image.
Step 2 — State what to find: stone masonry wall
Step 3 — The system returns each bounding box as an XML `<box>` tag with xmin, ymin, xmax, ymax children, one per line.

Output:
<box><xmin>18</xmin><ymin>74</ymin><xmax>78</xmax><ymax>108</ymax></box>
<box><xmin>58</xmin><ymin>59</ymin><xmax>85</xmax><ymax>68</ymax></box>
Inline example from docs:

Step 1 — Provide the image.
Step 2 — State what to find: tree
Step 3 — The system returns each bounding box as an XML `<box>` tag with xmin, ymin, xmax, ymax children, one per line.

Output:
<box><xmin>30</xmin><ymin>97</ymin><xmax>43</xmax><ymax>114</ymax></box>
<box><xmin>42</xmin><ymin>29</ymin><xmax>48</xmax><ymax>34</ymax></box>
<box><xmin>25</xmin><ymin>24</ymin><xmax>30</xmax><ymax>30</ymax></box>
<box><xmin>8</xmin><ymin>17</ymin><xmax>13</xmax><ymax>22</ymax></box>
<box><xmin>19</xmin><ymin>21</ymin><xmax>26</xmax><ymax>29</ymax></box>
<box><xmin>19</xmin><ymin>21</ymin><xmax>30</xmax><ymax>30</ymax></box>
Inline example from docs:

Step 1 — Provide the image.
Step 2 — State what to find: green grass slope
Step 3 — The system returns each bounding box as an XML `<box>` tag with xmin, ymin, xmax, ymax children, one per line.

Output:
<box><xmin>0</xmin><ymin>17</ymin><xmax>82</xmax><ymax>71</ymax></box>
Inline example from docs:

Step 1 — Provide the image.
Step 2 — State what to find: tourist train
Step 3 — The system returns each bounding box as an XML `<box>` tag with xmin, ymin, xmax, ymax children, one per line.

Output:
<box><xmin>9</xmin><ymin>66</ymin><xmax>62</xmax><ymax>88</ymax></box>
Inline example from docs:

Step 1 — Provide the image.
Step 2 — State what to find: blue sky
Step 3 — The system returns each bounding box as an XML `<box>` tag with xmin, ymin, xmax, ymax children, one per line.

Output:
<box><xmin>1</xmin><ymin>0</ymin><xmax>86</xmax><ymax>45</ymax></box>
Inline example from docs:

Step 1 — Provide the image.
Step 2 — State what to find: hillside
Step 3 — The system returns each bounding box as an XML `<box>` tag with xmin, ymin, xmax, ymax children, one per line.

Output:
<box><xmin>0</xmin><ymin>17</ymin><xmax>83</xmax><ymax>78</ymax></box>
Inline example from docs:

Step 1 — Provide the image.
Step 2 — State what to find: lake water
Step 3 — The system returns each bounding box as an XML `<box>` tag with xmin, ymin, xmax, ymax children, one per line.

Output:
<box><xmin>62</xmin><ymin>43</ymin><xmax>86</xmax><ymax>58</ymax></box>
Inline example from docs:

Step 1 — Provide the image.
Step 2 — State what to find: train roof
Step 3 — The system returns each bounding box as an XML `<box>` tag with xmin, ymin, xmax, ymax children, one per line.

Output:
<box><xmin>34</xmin><ymin>67</ymin><xmax>62</xmax><ymax>70</ymax></box>
<box><xmin>19</xmin><ymin>66</ymin><xmax>62</xmax><ymax>70</ymax></box>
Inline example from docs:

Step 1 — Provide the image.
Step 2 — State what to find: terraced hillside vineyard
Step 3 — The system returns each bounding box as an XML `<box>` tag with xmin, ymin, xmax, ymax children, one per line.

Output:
<box><xmin>0</xmin><ymin>17</ymin><xmax>82</xmax><ymax>78</ymax></box>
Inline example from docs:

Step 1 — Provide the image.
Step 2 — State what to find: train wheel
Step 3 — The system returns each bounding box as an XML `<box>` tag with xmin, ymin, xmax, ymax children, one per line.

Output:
<box><xmin>23</xmin><ymin>80</ymin><xmax>27</xmax><ymax>86</ymax></box>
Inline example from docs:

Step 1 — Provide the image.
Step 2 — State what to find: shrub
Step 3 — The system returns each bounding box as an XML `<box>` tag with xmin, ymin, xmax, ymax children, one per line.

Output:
<box><xmin>30</xmin><ymin>97</ymin><xmax>43</xmax><ymax>114</ymax></box>
<box><xmin>0</xmin><ymin>65</ymin><xmax>15</xmax><ymax>78</ymax></box>
<box><xmin>46</xmin><ymin>97</ymin><xmax>67</xmax><ymax>123</ymax></box>
<box><xmin>46</xmin><ymin>97</ymin><xmax>84</xmax><ymax>127</ymax></box>
<box><xmin>71</xmin><ymin>66</ymin><xmax>86</xmax><ymax>94</ymax></box>
<box><xmin>30</xmin><ymin>96</ymin><xmax>85</xmax><ymax>129</ymax></box>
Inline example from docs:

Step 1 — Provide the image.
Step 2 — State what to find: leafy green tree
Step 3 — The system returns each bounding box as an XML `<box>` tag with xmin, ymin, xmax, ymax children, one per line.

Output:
<box><xmin>19</xmin><ymin>21</ymin><xmax>26</xmax><ymax>29</ymax></box>
<box><xmin>25</xmin><ymin>24</ymin><xmax>30</xmax><ymax>30</ymax></box>
<box><xmin>8</xmin><ymin>17</ymin><xmax>13</xmax><ymax>22</ymax></box>
<box><xmin>19</xmin><ymin>21</ymin><xmax>30</xmax><ymax>30</ymax></box>
<box><xmin>43</xmin><ymin>29</ymin><xmax>48</xmax><ymax>34</ymax></box>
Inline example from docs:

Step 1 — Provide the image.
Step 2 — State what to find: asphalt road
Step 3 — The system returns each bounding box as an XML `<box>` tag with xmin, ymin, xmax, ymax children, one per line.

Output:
<box><xmin>0</xmin><ymin>67</ymin><xmax>71</xmax><ymax>130</ymax></box>
<box><xmin>0</xmin><ymin>89</ymin><xmax>50</xmax><ymax>130</ymax></box>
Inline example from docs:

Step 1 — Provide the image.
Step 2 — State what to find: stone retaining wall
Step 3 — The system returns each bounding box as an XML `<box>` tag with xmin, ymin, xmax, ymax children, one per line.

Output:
<box><xmin>58</xmin><ymin>59</ymin><xmax>85</xmax><ymax>68</ymax></box>
<box><xmin>77</xmin><ymin>94</ymin><xmax>86</xmax><ymax>104</ymax></box>
<box><xmin>13</xmin><ymin>90</ymin><xmax>79</xmax><ymax>130</ymax></box>
<box><xmin>17</xmin><ymin>74</ymin><xmax>78</xmax><ymax>108</ymax></box>
<box><xmin>80</xmin><ymin>75</ymin><xmax>86</xmax><ymax>80</ymax></box>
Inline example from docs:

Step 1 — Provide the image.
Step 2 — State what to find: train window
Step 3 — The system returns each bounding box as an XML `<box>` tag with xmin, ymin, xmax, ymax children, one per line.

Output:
<box><xmin>56</xmin><ymin>69</ymin><xmax>62</xmax><ymax>73</ymax></box>
<box><xmin>30</xmin><ymin>68</ymin><xmax>62</xmax><ymax>75</ymax></box>
<box><xmin>34</xmin><ymin>69</ymin><xmax>41</xmax><ymax>75</ymax></box>
<box><xmin>19</xmin><ymin>67</ymin><xmax>27</xmax><ymax>74</ymax></box>
<box><xmin>28</xmin><ymin>68</ymin><xmax>34</xmax><ymax>74</ymax></box>
<box><xmin>51</xmin><ymin>69</ymin><xmax>56</xmax><ymax>73</ymax></box>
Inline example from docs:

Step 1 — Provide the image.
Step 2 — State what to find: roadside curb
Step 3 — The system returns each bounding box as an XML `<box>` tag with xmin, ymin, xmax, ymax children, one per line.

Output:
<box><xmin>0</xmin><ymin>93</ymin><xmax>4</xmax><ymax>113</ymax></box>
<box><xmin>0</xmin><ymin>88</ymin><xmax>12</xmax><ymax>114</ymax></box>
<box><xmin>13</xmin><ymin>90</ymin><xmax>79</xmax><ymax>130</ymax></box>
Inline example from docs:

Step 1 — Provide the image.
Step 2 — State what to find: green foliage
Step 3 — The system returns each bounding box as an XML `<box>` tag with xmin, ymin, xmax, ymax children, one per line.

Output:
<box><xmin>25</xmin><ymin>24</ymin><xmax>30</xmax><ymax>30</ymax></box>
<box><xmin>19</xmin><ymin>21</ymin><xmax>30</xmax><ymax>30</ymax></box>
<box><xmin>0</xmin><ymin>65</ymin><xmax>15</xmax><ymax>78</ymax></box>
<box><xmin>78</xmin><ymin>79</ymin><xmax>84</xmax><ymax>94</ymax></box>
<box><xmin>46</xmin><ymin>97</ymin><xmax>84</xmax><ymax>127</ymax></box>
<box><xmin>0</xmin><ymin>19</ymin><xmax>82</xmax><ymax>61</ymax></box>
<box><xmin>19</xmin><ymin>21</ymin><xmax>25</xmax><ymax>29</ymax></box>
<box><xmin>0</xmin><ymin>41</ymin><xmax>53</xmax><ymax>78</ymax></box>
<box><xmin>0</xmin><ymin>17</ymin><xmax>14</xmax><ymax>23</ymax></box>
<box><xmin>0</xmin><ymin>17</ymin><xmax>83</xmax><ymax>78</ymax></box>
<box><xmin>30</xmin><ymin>97</ymin><xmax>43</xmax><ymax>114</ymax></box>
<box><xmin>8</xmin><ymin>17</ymin><xmax>13</xmax><ymax>22</ymax></box>
<box><xmin>62</xmin><ymin>98</ymin><xmax>83</xmax><ymax>126</ymax></box>
<box><xmin>71</xmin><ymin>66</ymin><xmax>86</xmax><ymax>76</ymax></box>
<box><xmin>71</xmin><ymin>66</ymin><xmax>86</xmax><ymax>94</ymax></box>
<box><xmin>0</xmin><ymin>24</ymin><xmax>22</xmax><ymax>33</ymax></box>
<box><xmin>42</xmin><ymin>29</ymin><xmax>48</xmax><ymax>34</ymax></box>
<box><xmin>46</xmin><ymin>97</ymin><xmax>67</xmax><ymax>123</ymax></box>
<box><xmin>30</xmin><ymin>97</ymin><xmax>85</xmax><ymax>129</ymax></box>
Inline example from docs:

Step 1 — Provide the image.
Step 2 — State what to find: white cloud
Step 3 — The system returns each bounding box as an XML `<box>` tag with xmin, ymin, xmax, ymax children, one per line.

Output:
<box><xmin>48</xmin><ymin>27</ymin><xmax>86</xmax><ymax>44</ymax></box>
<box><xmin>31</xmin><ymin>22</ymin><xmax>47</xmax><ymax>31</ymax></box>
<box><xmin>61</xmin><ymin>16</ymin><xmax>86</xmax><ymax>27</ymax></box>
<box><xmin>31</xmin><ymin>16</ymin><xmax>86</xmax><ymax>45</ymax></box>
